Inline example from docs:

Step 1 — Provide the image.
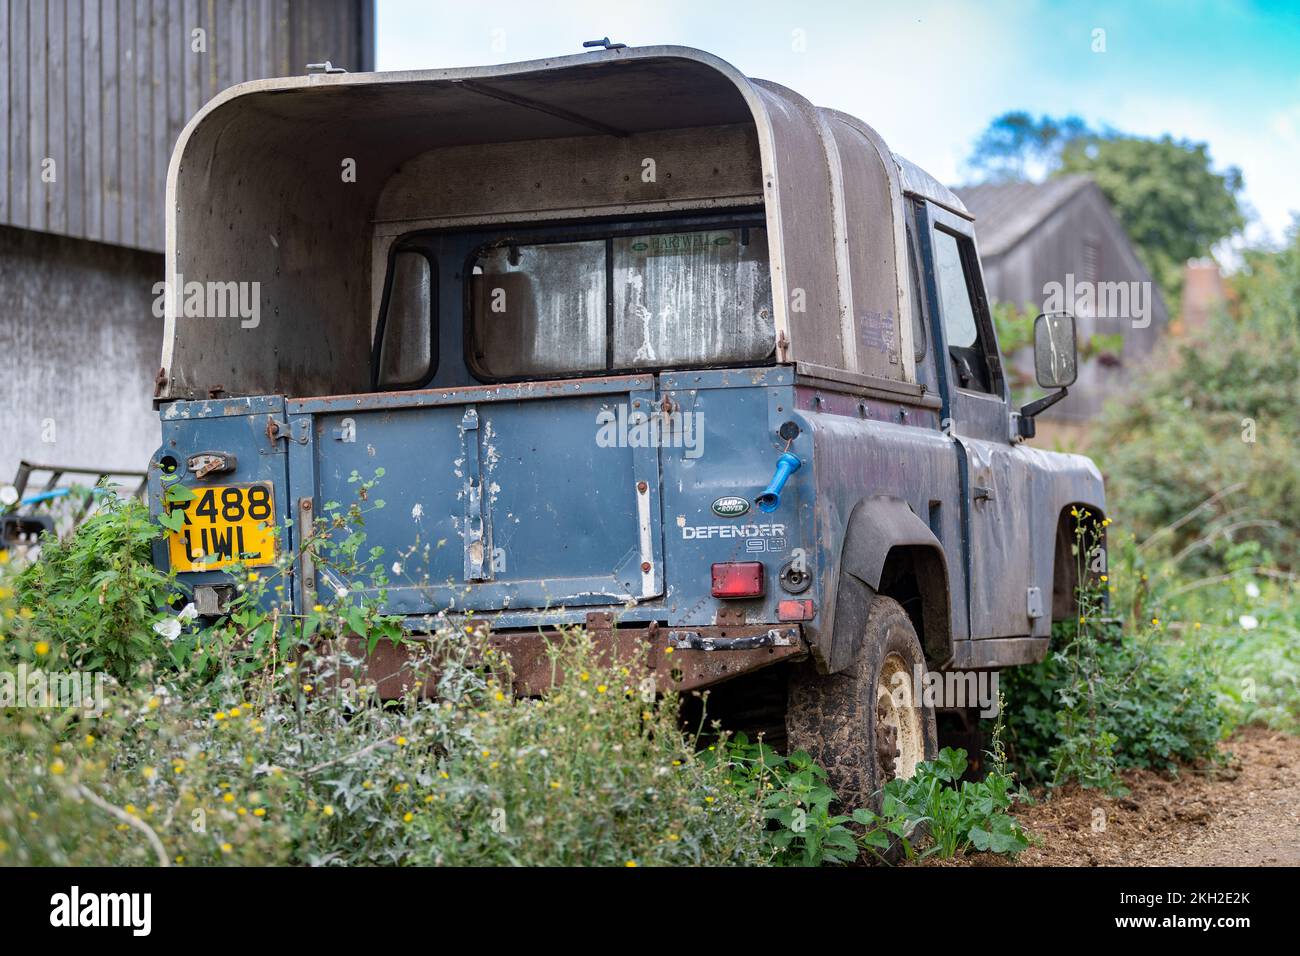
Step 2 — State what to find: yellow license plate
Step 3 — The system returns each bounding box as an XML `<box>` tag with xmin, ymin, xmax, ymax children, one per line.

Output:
<box><xmin>166</xmin><ymin>483</ymin><xmax>277</xmax><ymax>572</ymax></box>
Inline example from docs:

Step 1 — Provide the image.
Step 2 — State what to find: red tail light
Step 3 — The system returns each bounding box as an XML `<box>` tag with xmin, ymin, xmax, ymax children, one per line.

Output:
<box><xmin>711</xmin><ymin>561</ymin><xmax>765</xmax><ymax>598</ymax></box>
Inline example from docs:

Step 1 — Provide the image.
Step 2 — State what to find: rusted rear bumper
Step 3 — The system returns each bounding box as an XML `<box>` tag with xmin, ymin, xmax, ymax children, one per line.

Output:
<box><xmin>345</xmin><ymin>623</ymin><xmax>807</xmax><ymax>699</ymax></box>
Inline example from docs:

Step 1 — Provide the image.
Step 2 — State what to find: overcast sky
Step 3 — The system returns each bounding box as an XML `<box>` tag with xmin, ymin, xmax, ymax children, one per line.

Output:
<box><xmin>377</xmin><ymin>0</ymin><xmax>1300</xmax><ymax>249</ymax></box>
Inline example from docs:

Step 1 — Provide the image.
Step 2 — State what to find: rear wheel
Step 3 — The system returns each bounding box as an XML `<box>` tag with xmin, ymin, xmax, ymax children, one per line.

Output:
<box><xmin>786</xmin><ymin>595</ymin><xmax>937</xmax><ymax>814</ymax></box>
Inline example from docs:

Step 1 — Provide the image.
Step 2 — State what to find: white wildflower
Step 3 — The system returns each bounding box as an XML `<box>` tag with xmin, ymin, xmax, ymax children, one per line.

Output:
<box><xmin>1239</xmin><ymin>615</ymin><xmax>1259</xmax><ymax>630</ymax></box>
<box><xmin>153</xmin><ymin>617</ymin><xmax>182</xmax><ymax>641</ymax></box>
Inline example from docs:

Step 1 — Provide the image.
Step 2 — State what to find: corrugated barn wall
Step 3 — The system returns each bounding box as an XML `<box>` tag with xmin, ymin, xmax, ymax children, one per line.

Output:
<box><xmin>1</xmin><ymin>0</ymin><xmax>374</xmax><ymax>251</ymax></box>
<box><xmin>1</xmin><ymin>0</ymin><xmax>373</xmax><ymax>480</ymax></box>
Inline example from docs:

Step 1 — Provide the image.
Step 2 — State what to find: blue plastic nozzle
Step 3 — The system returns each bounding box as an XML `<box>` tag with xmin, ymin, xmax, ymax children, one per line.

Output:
<box><xmin>755</xmin><ymin>452</ymin><xmax>802</xmax><ymax>513</ymax></box>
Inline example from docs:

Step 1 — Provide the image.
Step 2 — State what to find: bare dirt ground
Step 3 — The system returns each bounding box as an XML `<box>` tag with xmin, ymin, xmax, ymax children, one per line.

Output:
<box><xmin>956</xmin><ymin>727</ymin><xmax>1300</xmax><ymax>866</ymax></box>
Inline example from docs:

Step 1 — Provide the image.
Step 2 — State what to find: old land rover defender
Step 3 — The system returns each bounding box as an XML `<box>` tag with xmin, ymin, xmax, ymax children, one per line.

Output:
<box><xmin>150</xmin><ymin>46</ymin><xmax>1105</xmax><ymax>807</ymax></box>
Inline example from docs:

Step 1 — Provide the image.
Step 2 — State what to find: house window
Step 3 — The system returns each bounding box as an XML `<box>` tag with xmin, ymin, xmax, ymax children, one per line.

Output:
<box><xmin>1083</xmin><ymin>237</ymin><xmax>1101</xmax><ymax>286</ymax></box>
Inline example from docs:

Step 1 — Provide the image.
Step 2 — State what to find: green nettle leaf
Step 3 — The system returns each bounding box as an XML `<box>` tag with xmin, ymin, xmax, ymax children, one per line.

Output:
<box><xmin>164</xmin><ymin>483</ymin><xmax>197</xmax><ymax>503</ymax></box>
<box><xmin>345</xmin><ymin>606</ymin><xmax>368</xmax><ymax>636</ymax></box>
<box><xmin>156</xmin><ymin>509</ymin><xmax>186</xmax><ymax>532</ymax></box>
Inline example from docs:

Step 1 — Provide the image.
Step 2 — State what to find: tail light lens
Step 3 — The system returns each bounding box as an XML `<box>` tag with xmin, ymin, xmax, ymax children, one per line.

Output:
<box><xmin>711</xmin><ymin>561</ymin><xmax>765</xmax><ymax>598</ymax></box>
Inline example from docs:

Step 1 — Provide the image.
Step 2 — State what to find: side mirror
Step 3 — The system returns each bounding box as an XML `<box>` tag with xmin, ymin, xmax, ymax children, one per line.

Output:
<box><xmin>1017</xmin><ymin>312</ymin><xmax>1077</xmax><ymax>440</ymax></box>
<box><xmin>1033</xmin><ymin>311</ymin><xmax>1078</xmax><ymax>389</ymax></box>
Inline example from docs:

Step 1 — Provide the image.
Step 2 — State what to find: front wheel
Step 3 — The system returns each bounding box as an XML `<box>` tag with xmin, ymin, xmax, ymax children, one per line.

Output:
<box><xmin>786</xmin><ymin>595</ymin><xmax>937</xmax><ymax>813</ymax></box>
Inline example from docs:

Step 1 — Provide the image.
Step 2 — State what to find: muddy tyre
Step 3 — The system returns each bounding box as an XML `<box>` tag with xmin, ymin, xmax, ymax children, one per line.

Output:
<box><xmin>786</xmin><ymin>595</ymin><xmax>938</xmax><ymax>817</ymax></box>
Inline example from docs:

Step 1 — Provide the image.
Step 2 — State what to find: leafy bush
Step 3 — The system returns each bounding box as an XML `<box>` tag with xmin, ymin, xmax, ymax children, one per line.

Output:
<box><xmin>404</xmin><ymin>633</ymin><xmax>769</xmax><ymax>867</ymax></box>
<box><xmin>1003</xmin><ymin>622</ymin><xmax>1225</xmax><ymax>786</ymax></box>
<box><xmin>1140</xmin><ymin>548</ymin><xmax>1300</xmax><ymax>736</ymax></box>
<box><xmin>9</xmin><ymin>492</ymin><xmax>175</xmax><ymax>684</ymax></box>
<box><xmin>853</xmin><ymin>748</ymin><xmax>1030</xmax><ymax>861</ymax></box>
<box><xmin>1</xmin><ymin>486</ymin><xmax>770</xmax><ymax>867</ymax></box>
<box><xmin>706</xmin><ymin>733</ymin><xmax>860</xmax><ymax>866</ymax></box>
<box><xmin>1001</xmin><ymin>522</ymin><xmax>1227</xmax><ymax>790</ymax></box>
<box><xmin>1089</xmin><ymin>225</ymin><xmax>1300</xmax><ymax>579</ymax></box>
<box><xmin>0</xmin><ymin>624</ymin><xmax>771</xmax><ymax>867</ymax></box>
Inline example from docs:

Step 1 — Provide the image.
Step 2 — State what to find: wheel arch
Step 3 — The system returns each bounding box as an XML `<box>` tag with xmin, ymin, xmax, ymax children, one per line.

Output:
<box><xmin>826</xmin><ymin>496</ymin><xmax>952</xmax><ymax>673</ymax></box>
<box><xmin>1050</xmin><ymin>501</ymin><xmax>1108</xmax><ymax>622</ymax></box>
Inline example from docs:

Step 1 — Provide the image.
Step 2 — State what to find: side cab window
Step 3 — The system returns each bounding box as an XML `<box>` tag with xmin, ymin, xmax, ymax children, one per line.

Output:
<box><xmin>373</xmin><ymin>246</ymin><xmax>438</xmax><ymax>390</ymax></box>
<box><xmin>905</xmin><ymin>219</ymin><xmax>935</xmax><ymax>393</ymax></box>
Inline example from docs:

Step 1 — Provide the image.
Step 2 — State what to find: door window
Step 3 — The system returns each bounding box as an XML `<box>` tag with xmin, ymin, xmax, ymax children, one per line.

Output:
<box><xmin>932</xmin><ymin>229</ymin><xmax>998</xmax><ymax>395</ymax></box>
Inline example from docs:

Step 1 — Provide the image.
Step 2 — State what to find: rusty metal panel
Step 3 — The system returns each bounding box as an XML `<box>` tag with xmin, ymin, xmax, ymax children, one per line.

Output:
<box><xmin>338</xmin><ymin>625</ymin><xmax>808</xmax><ymax>701</ymax></box>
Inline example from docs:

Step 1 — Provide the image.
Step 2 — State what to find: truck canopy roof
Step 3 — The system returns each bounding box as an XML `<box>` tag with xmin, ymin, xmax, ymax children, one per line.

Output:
<box><xmin>159</xmin><ymin>45</ymin><xmax>970</xmax><ymax>401</ymax></box>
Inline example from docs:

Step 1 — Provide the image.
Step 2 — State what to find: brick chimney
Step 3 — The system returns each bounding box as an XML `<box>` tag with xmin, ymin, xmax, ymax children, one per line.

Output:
<box><xmin>1176</xmin><ymin>258</ymin><xmax>1225</xmax><ymax>335</ymax></box>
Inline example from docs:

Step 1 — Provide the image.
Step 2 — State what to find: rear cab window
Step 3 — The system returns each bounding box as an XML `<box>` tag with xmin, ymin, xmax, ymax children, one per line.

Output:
<box><xmin>468</xmin><ymin>225</ymin><xmax>775</xmax><ymax>380</ymax></box>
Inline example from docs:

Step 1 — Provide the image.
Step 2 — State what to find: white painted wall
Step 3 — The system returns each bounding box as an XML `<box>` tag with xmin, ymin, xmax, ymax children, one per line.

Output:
<box><xmin>0</xmin><ymin>225</ymin><xmax>162</xmax><ymax>482</ymax></box>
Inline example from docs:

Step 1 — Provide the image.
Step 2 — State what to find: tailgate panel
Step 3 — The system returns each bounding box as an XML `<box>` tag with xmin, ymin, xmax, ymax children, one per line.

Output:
<box><xmin>289</xmin><ymin>376</ymin><xmax>663</xmax><ymax>616</ymax></box>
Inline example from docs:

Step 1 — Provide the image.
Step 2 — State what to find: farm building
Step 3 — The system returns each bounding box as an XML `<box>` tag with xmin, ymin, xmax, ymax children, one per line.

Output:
<box><xmin>0</xmin><ymin>0</ymin><xmax>373</xmax><ymax>484</ymax></box>
<box><xmin>955</xmin><ymin>175</ymin><xmax>1170</xmax><ymax>423</ymax></box>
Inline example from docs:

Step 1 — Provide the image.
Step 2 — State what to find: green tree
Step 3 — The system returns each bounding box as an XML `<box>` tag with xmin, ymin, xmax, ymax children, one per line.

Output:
<box><xmin>1058</xmin><ymin>135</ymin><xmax>1245</xmax><ymax>301</ymax></box>
<box><xmin>966</xmin><ymin>114</ymin><xmax>1246</xmax><ymax>303</ymax></box>
<box><xmin>966</xmin><ymin>111</ymin><xmax>1091</xmax><ymax>182</ymax></box>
